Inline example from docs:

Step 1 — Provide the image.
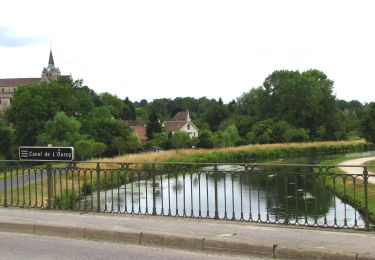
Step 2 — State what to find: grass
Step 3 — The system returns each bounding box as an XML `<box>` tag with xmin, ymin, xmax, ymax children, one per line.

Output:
<box><xmin>93</xmin><ymin>140</ymin><xmax>371</xmax><ymax>167</ymax></box>
<box><xmin>365</xmin><ymin>160</ymin><xmax>375</xmax><ymax>172</ymax></box>
<box><xmin>318</xmin><ymin>156</ymin><xmax>375</xmax><ymax>224</ymax></box>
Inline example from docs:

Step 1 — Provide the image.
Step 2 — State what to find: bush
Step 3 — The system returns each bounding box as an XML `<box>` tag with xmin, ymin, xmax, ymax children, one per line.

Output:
<box><xmin>54</xmin><ymin>189</ymin><xmax>77</xmax><ymax>209</ymax></box>
<box><xmin>197</xmin><ymin>130</ymin><xmax>214</xmax><ymax>148</ymax></box>
<box><xmin>81</xmin><ymin>182</ymin><xmax>93</xmax><ymax>196</ymax></box>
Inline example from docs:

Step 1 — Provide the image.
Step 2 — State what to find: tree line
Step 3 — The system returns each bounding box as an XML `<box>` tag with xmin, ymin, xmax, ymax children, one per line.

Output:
<box><xmin>0</xmin><ymin>69</ymin><xmax>374</xmax><ymax>160</ymax></box>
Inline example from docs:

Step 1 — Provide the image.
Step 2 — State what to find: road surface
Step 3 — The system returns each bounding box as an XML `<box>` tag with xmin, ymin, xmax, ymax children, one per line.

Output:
<box><xmin>0</xmin><ymin>231</ymin><xmax>265</xmax><ymax>260</ymax></box>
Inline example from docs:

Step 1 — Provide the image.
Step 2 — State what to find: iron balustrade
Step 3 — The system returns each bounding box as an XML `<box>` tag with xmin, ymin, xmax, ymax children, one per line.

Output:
<box><xmin>0</xmin><ymin>161</ymin><xmax>374</xmax><ymax>231</ymax></box>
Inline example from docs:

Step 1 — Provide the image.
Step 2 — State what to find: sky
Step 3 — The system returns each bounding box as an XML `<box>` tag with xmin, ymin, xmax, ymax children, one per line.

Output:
<box><xmin>0</xmin><ymin>0</ymin><xmax>374</xmax><ymax>103</ymax></box>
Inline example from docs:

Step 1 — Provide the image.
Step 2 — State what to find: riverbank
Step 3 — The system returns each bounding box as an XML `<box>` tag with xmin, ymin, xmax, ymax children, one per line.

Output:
<box><xmin>320</xmin><ymin>156</ymin><xmax>375</xmax><ymax>224</ymax></box>
<box><xmin>338</xmin><ymin>156</ymin><xmax>375</xmax><ymax>184</ymax></box>
<box><xmin>95</xmin><ymin>140</ymin><xmax>372</xmax><ymax>166</ymax></box>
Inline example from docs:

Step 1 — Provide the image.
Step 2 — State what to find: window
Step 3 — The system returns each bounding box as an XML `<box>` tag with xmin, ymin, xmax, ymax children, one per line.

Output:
<box><xmin>187</xmin><ymin>124</ymin><xmax>190</xmax><ymax>130</ymax></box>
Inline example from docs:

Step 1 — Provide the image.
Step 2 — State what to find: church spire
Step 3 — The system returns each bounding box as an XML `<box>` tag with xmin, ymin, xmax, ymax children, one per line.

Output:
<box><xmin>42</xmin><ymin>48</ymin><xmax>61</xmax><ymax>81</ymax></box>
<box><xmin>48</xmin><ymin>49</ymin><xmax>55</xmax><ymax>66</ymax></box>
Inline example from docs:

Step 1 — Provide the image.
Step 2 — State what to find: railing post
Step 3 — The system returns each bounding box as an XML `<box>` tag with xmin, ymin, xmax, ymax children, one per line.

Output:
<box><xmin>214</xmin><ymin>165</ymin><xmax>219</xmax><ymax>220</ymax></box>
<box><xmin>96</xmin><ymin>163</ymin><xmax>101</xmax><ymax>212</ymax></box>
<box><xmin>4</xmin><ymin>167</ymin><xmax>8</xmax><ymax>207</ymax></box>
<box><xmin>284</xmin><ymin>173</ymin><xmax>289</xmax><ymax>224</ymax></box>
<box><xmin>152</xmin><ymin>164</ymin><xmax>157</xmax><ymax>215</ymax></box>
<box><xmin>47</xmin><ymin>162</ymin><xmax>54</xmax><ymax>209</ymax></box>
<box><xmin>363</xmin><ymin>167</ymin><xmax>369</xmax><ymax>230</ymax></box>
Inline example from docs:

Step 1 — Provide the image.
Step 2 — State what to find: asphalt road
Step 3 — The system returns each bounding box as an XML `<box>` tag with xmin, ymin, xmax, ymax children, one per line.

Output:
<box><xmin>0</xmin><ymin>168</ymin><xmax>47</xmax><ymax>191</ymax></box>
<box><xmin>0</xmin><ymin>232</ymin><xmax>266</xmax><ymax>260</ymax></box>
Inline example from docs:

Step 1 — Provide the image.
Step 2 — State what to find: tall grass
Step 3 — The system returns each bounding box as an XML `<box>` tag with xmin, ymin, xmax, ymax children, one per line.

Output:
<box><xmin>94</xmin><ymin>140</ymin><xmax>372</xmax><ymax>167</ymax></box>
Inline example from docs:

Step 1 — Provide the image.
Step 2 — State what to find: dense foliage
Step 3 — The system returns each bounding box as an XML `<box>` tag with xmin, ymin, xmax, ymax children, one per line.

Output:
<box><xmin>3</xmin><ymin>79</ymin><xmax>135</xmax><ymax>159</ymax></box>
<box><xmin>0</xmin><ymin>69</ymin><xmax>372</xmax><ymax>160</ymax></box>
<box><xmin>360</xmin><ymin>102</ymin><xmax>375</xmax><ymax>143</ymax></box>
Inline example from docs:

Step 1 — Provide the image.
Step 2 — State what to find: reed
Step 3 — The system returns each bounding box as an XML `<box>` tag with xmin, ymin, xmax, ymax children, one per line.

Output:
<box><xmin>92</xmin><ymin>140</ymin><xmax>370</xmax><ymax>167</ymax></box>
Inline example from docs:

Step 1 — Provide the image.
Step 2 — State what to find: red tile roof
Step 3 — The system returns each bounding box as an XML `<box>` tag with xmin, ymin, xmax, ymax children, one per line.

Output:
<box><xmin>131</xmin><ymin>126</ymin><xmax>148</xmax><ymax>143</ymax></box>
<box><xmin>0</xmin><ymin>78</ymin><xmax>41</xmax><ymax>88</ymax></box>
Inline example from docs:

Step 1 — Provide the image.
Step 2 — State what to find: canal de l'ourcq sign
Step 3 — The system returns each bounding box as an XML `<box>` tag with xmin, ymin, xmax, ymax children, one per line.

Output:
<box><xmin>19</xmin><ymin>147</ymin><xmax>74</xmax><ymax>161</ymax></box>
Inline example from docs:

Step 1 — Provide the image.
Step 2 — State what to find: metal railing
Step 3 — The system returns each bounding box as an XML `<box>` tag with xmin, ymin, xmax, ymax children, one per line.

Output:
<box><xmin>0</xmin><ymin>161</ymin><xmax>374</xmax><ymax>230</ymax></box>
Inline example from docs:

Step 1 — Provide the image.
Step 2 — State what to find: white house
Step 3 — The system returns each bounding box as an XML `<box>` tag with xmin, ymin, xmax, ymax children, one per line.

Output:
<box><xmin>163</xmin><ymin>110</ymin><xmax>199</xmax><ymax>138</ymax></box>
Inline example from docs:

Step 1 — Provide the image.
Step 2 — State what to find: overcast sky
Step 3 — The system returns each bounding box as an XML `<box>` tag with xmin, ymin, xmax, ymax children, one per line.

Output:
<box><xmin>0</xmin><ymin>0</ymin><xmax>374</xmax><ymax>103</ymax></box>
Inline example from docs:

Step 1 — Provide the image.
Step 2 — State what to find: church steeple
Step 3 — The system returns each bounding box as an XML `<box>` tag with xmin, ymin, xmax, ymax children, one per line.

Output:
<box><xmin>48</xmin><ymin>49</ymin><xmax>55</xmax><ymax>66</ymax></box>
<box><xmin>42</xmin><ymin>48</ymin><xmax>61</xmax><ymax>81</ymax></box>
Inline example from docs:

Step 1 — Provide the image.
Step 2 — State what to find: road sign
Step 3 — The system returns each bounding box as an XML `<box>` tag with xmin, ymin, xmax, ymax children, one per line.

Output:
<box><xmin>19</xmin><ymin>146</ymin><xmax>74</xmax><ymax>161</ymax></box>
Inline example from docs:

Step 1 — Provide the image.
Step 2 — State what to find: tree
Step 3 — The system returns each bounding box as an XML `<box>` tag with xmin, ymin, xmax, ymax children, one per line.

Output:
<box><xmin>0</xmin><ymin>126</ymin><xmax>15</xmax><ymax>159</ymax></box>
<box><xmin>170</xmin><ymin>132</ymin><xmax>191</xmax><ymax>149</ymax></box>
<box><xmin>147</xmin><ymin>132</ymin><xmax>169</xmax><ymax>149</ymax></box>
<box><xmin>146</xmin><ymin>111</ymin><xmax>162</xmax><ymax>139</ymax></box>
<box><xmin>112</xmin><ymin>133</ymin><xmax>141</xmax><ymax>155</ymax></box>
<box><xmin>197</xmin><ymin>130</ymin><xmax>214</xmax><ymax>149</ymax></box>
<box><xmin>100</xmin><ymin>93</ymin><xmax>125</xmax><ymax>119</ymax></box>
<box><xmin>220</xmin><ymin>125</ymin><xmax>241</xmax><ymax>147</ymax></box>
<box><xmin>262</xmin><ymin>70</ymin><xmax>340</xmax><ymax>140</ymax></box>
<box><xmin>360</xmin><ymin>102</ymin><xmax>375</xmax><ymax>143</ymax></box>
<box><xmin>80</xmin><ymin>118</ymin><xmax>133</xmax><ymax>156</ymax></box>
<box><xmin>247</xmin><ymin>119</ymin><xmax>274</xmax><ymax>144</ymax></box>
<box><xmin>75</xmin><ymin>140</ymin><xmax>93</xmax><ymax>160</ymax></box>
<box><xmin>112</xmin><ymin>136</ymin><xmax>128</xmax><ymax>156</ymax></box>
<box><xmin>236</xmin><ymin>87</ymin><xmax>268</xmax><ymax>117</ymax></box>
<box><xmin>203</xmin><ymin>101</ymin><xmax>229</xmax><ymax>131</ymax></box>
<box><xmin>74</xmin><ymin>140</ymin><xmax>107</xmax><ymax>160</ymax></box>
<box><xmin>5</xmin><ymin>80</ymin><xmax>96</xmax><ymax>145</ymax></box>
<box><xmin>92</xmin><ymin>142</ymin><xmax>107</xmax><ymax>158</ymax></box>
<box><xmin>271</xmin><ymin>120</ymin><xmax>293</xmax><ymax>143</ymax></box>
<box><xmin>36</xmin><ymin>112</ymin><xmax>84</xmax><ymax>146</ymax></box>
<box><xmin>121</xmin><ymin>97</ymin><xmax>136</xmax><ymax>120</ymax></box>
<box><xmin>147</xmin><ymin>99</ymin><xmax>169</xmax><ymax>120</ymax></box>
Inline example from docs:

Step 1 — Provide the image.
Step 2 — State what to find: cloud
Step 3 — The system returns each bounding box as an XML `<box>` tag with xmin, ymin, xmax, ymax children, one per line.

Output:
<box><xmin>0</xmin><ymin>27</ymin><xmax>41</xmax><ymax>47</ymax></box>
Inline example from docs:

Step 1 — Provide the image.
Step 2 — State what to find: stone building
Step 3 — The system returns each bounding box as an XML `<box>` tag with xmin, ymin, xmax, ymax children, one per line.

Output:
<box><xmin>0</xmin><ymin>50</ymin><xmax>68</xmax><ymax>111</ymax></box>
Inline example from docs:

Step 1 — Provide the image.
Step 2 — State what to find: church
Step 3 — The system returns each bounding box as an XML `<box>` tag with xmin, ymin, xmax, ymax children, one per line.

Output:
<box><xmin>0</xmin><ymin>50</ymin><xmax>69</xmax><ymax>111</ymax></box>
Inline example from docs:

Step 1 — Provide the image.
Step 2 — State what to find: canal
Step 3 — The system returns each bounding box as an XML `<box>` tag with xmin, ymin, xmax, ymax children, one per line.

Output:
<box><xmin>86</xmin><ymin>150</ymin><xmax>375</xmax><ymax>228</ymax></box>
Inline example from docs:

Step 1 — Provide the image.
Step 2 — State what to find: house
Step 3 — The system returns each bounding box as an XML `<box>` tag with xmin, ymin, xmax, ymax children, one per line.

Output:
<box><xmin>0</xmin><ymin>49</ymin><xmax>70</xmax><ymax>111</ymax></box>
<box><xmin>124</xmin><ymin>120</ymin><xmax>148</xmax><ymax>143</ymax></box>
<box><xmin>163</xmin><ymin>110</ymin><xmax>199</xmax><ymax>138</ymax></box>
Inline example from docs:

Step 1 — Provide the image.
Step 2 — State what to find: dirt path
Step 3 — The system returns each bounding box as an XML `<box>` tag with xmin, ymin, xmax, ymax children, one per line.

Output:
<box><xmin>338</xmin><ymin>156</ymin><xmax>375</xmax><ymax>184</ymax></box>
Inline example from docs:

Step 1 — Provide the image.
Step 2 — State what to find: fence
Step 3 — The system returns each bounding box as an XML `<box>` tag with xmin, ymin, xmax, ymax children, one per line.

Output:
<box><xmin>0</xmin><ymin>161</ymin><xmax>374</xmax><ymax>230</ymax></box>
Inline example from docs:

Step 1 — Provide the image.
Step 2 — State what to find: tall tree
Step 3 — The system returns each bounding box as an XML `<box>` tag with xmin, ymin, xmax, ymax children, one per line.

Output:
<box><xmin>0</xmin><ymin>126</ymin><xmax>15</xmax><ymax>159</ymax></box>
<box><xmin>36</xmin><ymin>112</ymin><xmax>84</xmax><ymax>146</ymax></box>
<box><xmin>5</xmin><ymin>80</ymin><xmax>96</xmax><ymax>145</ymax></box>
<box><xmin>146</xmin><ymin>111</ymin><xmax>162</xmax><ymax>140</ymax></box>
<box><xmin>360</xmin><ymin>102</ymin><xmax>375</xmax><ymax>143</ymax></box>
<box><xmin>121</xmin><ymin>97</ymin><xmax>136</xmax><ymax>120</ymax></box>
<box><xmin>100</xmin><ymin>93</ymin><xmax>125</xmax><ymax>119</ymax></box>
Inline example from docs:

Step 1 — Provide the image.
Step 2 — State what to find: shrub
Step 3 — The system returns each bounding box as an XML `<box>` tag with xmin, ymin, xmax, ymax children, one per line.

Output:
<box><xmin>54</xmin><ymin>189</ymin><xmax>77</xmax><ymax>209</ymax></box>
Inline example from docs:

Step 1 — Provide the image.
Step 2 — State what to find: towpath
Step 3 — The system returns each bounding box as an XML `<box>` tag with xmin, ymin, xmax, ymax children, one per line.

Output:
<box><xmin>338</xmin><ymin>156</ymin><xmax>375</xmax><ymax>184</ymax></box>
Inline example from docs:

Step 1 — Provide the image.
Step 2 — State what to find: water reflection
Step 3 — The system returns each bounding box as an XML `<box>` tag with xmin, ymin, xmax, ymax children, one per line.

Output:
<box><xmin>86</xmin><ymin>165</ymin><xmax>365</xmax><ymax>228</ymax></box>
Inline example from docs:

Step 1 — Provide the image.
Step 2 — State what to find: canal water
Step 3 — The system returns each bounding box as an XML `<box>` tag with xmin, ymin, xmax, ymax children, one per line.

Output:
<box><xmin>88</xmin><ymin>175</ymin><xmax>360</xmax><ymax>227</ymax></box>
<box><xmin>85</xmin><ymin>151</ymin><xmax>375</xmax><ymax>228</ymax></box>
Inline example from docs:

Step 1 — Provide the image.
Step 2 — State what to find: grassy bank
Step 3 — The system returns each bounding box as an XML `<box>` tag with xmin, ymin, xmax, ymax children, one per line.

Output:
<box><xmin>318</xmin><ymin>156</ymin><xmax>375</xmax><ymax>224</ymax></box>
<box><xmin>95</xmin><ymin>140</ymin><xmax>372</xmax><ymax>166</ymax></box>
